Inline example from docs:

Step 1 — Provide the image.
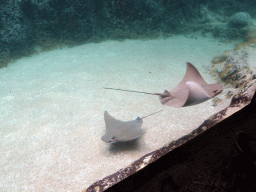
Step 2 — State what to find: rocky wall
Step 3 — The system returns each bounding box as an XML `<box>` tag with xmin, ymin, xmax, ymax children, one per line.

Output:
<box><xmin>1</xmin><ymin>0</ymin><xmax>255</xmax><ymax>68</ymax></box>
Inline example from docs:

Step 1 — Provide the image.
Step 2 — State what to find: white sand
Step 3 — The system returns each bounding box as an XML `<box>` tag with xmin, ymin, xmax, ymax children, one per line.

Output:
<box><xmin>0</xmin><ymin>36</ymin><xmax>237</xmax><ymax>191</ymax></box>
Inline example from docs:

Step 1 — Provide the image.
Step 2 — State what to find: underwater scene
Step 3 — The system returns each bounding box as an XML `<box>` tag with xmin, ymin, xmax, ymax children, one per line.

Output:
<box><xmin>0</xmin><ymin>0</ymin><xmax>256</xmax><ymax>191</ymax></box>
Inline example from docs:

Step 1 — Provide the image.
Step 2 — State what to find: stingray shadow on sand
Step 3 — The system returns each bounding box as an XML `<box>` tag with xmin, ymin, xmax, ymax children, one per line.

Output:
<box><xmin>108</xmin><ymin>139</ymin><xmax>141</xmax><ymax>154</ymax></box>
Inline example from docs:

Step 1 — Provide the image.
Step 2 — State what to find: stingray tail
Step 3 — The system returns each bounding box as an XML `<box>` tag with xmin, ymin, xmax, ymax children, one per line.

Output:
<box><xmin>141</xmin><ymin>110</ymin><xmax>163</xmax><ymax>119</ymax></box>
<box><xmin>104</xmin><ymin>87</ymin><xmax>162</xmax><ymax>95</ymax></box>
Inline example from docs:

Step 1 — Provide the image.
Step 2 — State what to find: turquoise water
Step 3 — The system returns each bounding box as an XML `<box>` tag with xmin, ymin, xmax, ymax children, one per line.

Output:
<box><xmin>0</xmin><ymin>1</ymin><xmax>256</xmax><ymax>191</ymax></box>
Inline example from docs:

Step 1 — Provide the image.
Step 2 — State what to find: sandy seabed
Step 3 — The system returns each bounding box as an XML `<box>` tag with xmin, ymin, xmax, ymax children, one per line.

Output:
<box><xmin>0</xmin><ymin>36</ymin><xmax>237</xmax><ymax>191</ymax></box>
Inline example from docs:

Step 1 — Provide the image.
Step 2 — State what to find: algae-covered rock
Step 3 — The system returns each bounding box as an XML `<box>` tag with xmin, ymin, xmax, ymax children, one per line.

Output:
<box><xmin>228</xmin><ymin>12</ymin><xmax>252</xmax><ymax>28</ymax></box>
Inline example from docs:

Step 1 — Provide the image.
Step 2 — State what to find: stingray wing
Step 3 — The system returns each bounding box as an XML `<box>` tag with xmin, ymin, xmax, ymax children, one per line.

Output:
<box><xmin>160</xmin><ymin>88</ymin><xmax>189</xmax><ymax>108</ymax></box>
<box><xmin>183</xmin><ymin>81</ymin><xmax>211</xmax><ymax>106</ymax></box>
<box><xmin>160</xmin><ymin>62</ymin><xmax>205</xmax><ymax>108</ymax></box>
<box><xmin>202</xmin><ymin>83</ymin><xmax>223</xmax><ymax>98</ymax></box>
<box><xmin>170</xmin><ymin>62</ymin><xmax>208</xmax><ymax>94</ymax></box>
<box><xmin>162</xmin><ymin>62</ymin><xmax>222</xmax><ymax>108</ymax></box>
<box><xmin>183</xmin><ymin>62</ymin><xmax>208</xmax><ymax>86</ymax></box>
<box><xmin>183</xmin><ymin>81</ymin><xmax>223</xmax><ymax>107</ymax></box>
<box><xmin>104</xmin><ymin>111</ymin><xmax>123</xmax><ymax>131</ymax></box>
<box><xmin>114</xmin><ymin>117</ymin><xmax>143</xmax><ymax>142</ymax></box>
<box><xmin>182</xmin><ymin>62</ymin><xmax>223</xmax><ymax>97</ymax></box>
<box><xmin>102</xmin><ymin>111</ymin><xmax>124</xmax><ymax>143</ymax></box>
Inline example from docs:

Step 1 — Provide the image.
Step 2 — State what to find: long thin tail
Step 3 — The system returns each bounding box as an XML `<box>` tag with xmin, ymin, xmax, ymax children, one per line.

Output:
<box><xmin>141</xmin><ymin>110</ymin><xmax>163</xmax><ymax>119</ymax></box>
<box><xmin>104</xmin><ymin>87</ymin><xmax>161</xmax><ymax>95</ymax></box>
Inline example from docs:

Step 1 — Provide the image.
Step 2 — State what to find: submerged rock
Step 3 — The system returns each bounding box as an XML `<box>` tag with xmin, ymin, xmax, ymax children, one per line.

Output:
<box><xmin>212</xmin><ymin>48</ymin><xmax>255</xmax><ymax>90</ymax></box>
<box><xmin>228</xmin><ymin>12</ymin><xmax>253</xmax><ymax>28</ymax></box>
<box><xmin>226</xmin><ymin>90</ymin><xmax>234</xmax><ymax>98</ymax></box>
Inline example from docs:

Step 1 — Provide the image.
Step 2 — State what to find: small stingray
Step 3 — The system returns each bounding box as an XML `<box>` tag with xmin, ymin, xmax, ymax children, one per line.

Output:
<box><xmin>101</xmin><ymin>110</ymin><xmax>162</xmax><ymax>143</ymax></box>
<box><xmin>104</xmin><ymin>62</ymin><xmax>223</xmax><ymax>108</ymax></box>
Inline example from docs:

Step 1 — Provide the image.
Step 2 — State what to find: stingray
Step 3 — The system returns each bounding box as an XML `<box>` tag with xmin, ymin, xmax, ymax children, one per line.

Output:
<box><xmin>104</xmin><ymin>62</ymin><xmax>223</xmax><ymax>108</ymax></box>
<box><xmin>101</xmin><ymin>110</ymin><xmax>162</xmax><ymax>143</ymax></box>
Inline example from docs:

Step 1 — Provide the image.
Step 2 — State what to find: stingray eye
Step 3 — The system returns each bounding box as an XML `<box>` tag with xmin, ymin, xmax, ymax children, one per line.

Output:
<box><xmin>111</xmin><ymin>137</ymin><xmax>115</xmax><ymax>140</ymax></box>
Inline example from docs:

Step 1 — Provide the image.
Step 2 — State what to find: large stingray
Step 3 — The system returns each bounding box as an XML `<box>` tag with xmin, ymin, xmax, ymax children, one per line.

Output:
<box><xmin>101</xmin><ymin>110</ymin><xmax>162</xmax><ymax>143</ymax></box>
<box><xmin>104</xmin><ymin>62</ymin><xmax>223</xmax><ymax>108</ymax></box>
